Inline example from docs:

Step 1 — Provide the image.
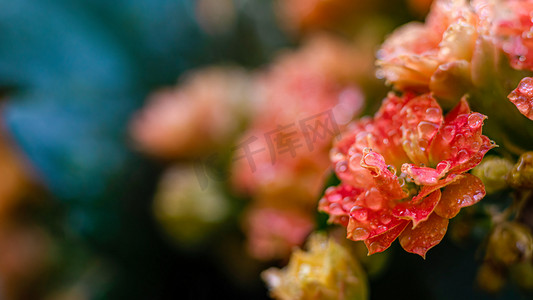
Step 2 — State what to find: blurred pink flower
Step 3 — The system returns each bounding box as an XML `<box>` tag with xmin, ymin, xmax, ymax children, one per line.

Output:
<box><xmin>232</xmin><ymin>35</ymin><xmax>364</xmax><ymax>260</ymax></box>
<box><xmin>244</xmin><ymin>207</ymin><xmax>314</xmax><ymax>261</ymax></box>
<box><xmin>130</xmin><ymin>67</ymin><xmax>251</xmax><ymax>159</ymax></box>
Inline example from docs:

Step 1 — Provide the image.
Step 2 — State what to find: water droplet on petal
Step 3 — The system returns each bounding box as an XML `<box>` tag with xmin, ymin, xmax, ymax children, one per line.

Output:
<box><xmin>418</xmin><ymin>121</ymin><xmax>439</xmax><ymax>140</ymax></box>
<box><xmin>352</xmin><ymin>227</ymin><xmax>370</xmax><ymax>240</ymax></box>
<box><xmin>365</xmin><ymin>188</ymin><xmax>383</xmax><ymax>210</ymax></box>
<box><xmin>456</xmin><ymin>149</ymin><xmax>470</xmax><ymax>163</ymax></box>
<box><xmin>441</xmin><ymin>125</ymin><xmax>455</xmax><ymax>142</ymax></box>
<box><xmin>380</xmin><ymin>215</ymin><xmax>392</xmax><ymax>224</ymax></box>
<box><xmin>328</xmin><ymin>202</ymin><xmax>343</xmax><ymax>214</ymax></box>
<box><xmin>467</xmin><ymin>113</ymin><xmax>484</xmax><ymax>129</ymax></box>
<box><xmin>329</xmin><ymin>193</ymin><xmax>342</xmax><ymax>203</ymax></box>
<box><xmin>350</xmin><ymin>206</ymin><xmax>368</xmax><ymax>221</ymax></box>
<box><xmin>425</xmin><ymin>107</ymin><xmax>442</xmax><ymax>123</ymax></box>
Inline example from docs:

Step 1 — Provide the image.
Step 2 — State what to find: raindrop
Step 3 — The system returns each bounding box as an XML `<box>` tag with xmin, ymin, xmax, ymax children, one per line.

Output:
<box><xmin>380</xmin><ymin>215</ymin><xmax>392</xmax><ymax>225</ymax></box>
<box><xmin>352</xmin><ymin>227</ymin><xmax>370</xmax><ymax>240</ymax></box>
<box><xmin>365</xmin><ymin>188</ymin><xmax>383</xmax><ymax>210</ymax></box>
<box><xmin>336</xmin><ymin>161</ymin><xmax>348</xmax><ymax>173</ymax></box>
<box><xmin>418</xmin><ymin>122</ymin><xmax>439</xmax><ymax>140</ymax></box>
<box><xmin>456</xmin><ymin>149</ymin><xmax>470</xmax><ymax>164</ymax></box>
<box><xmin>351</xmin><ymin>207</ymin><xmax>368</xmax><ymax>221</ymax></box>
<box><xmin>467</xmin><ymin>113</ymin><xmax>484</xmax><ymax>129</ymax></box>
<box><xmin>440</xmin><ymin>125</ymin><xmax>456</xmax><ymax>142</ymax></box>
<box><xmin>329</xmin><ymin>193</ymin><xmax>342</xmax><ymax>203</ymax></box>
<box><xmin>425</xmin><ymin>107</ymin><xmax>442</xmax><ymax>123</ymax></box>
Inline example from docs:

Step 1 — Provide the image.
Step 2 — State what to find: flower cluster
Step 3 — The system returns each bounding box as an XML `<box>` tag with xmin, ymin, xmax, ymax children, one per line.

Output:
<box><xmin>319</xmin><ymin>93</ymin><xmax>495</xmax><ymax>257</ymax></box>
<box><xmin>232</xmin><ymin>35</ymin><xmax>364</xmax><ymax>260</ymax></box>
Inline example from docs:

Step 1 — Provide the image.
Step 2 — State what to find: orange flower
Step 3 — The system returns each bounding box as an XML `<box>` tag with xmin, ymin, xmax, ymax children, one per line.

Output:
<box><xmin>377</xmin><ymin>0</ymin><xmax>478</xmax><ymax>94</ymax></box>
<box><xmin>319</xmin><ymin>93</ymin><xmax>495</xmax><ymax>257</ymax></box>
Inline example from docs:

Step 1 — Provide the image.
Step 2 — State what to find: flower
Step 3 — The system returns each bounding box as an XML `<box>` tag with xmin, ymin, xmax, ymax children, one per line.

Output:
<box><xmin>243</xmin><ymin>206</ymin><xmax>314</xmax><ymax>261</ymax></box>
<box><xmin>232</xmin><ymin>35</ymin><xmax>364</xmax><ymax>205</ymax></box>
<box><xmin>231</xmin><ymin>35</ymin><xmax>364</xmax><ymax>260</ymax></box>
<box><xmin>262</xmin><ymin>233</ymin><xmax>368</xmax><ymax>300</ymax></box>
<box><xmin>152</xmin><ymin>164</ymin><xmax>231</xmax><ymax>247</ymax></box>
<box><xmin>474</xmin><ymin>0</ymin><xmax>533</xmax><ymax>71</ymax></box>
<box><xmin>377</xmin><ymin>0</ymin><xmax>478</xmax><ymax>96</ymax></box>
<box><xmin>130</xmin><ymin>66</ymin><xmax>251</xmax><ymax>159</ymax></box>
<box><xmin>319</xmin><ymin>93</ymin><xmax>495</xmax><ymax>257</ymax></box>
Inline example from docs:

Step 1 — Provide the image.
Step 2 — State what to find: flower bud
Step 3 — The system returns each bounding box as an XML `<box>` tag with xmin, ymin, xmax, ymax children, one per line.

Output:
<box><xmin>262</xmin><ymin>233</ymin><xmax>368</xmax><ymax>300</ymax></box>
<box><xmin>471</xmin><ymin>156</ymin><xmax>513</xmax><ymax>194</ymax></box>
<box><xmin>486</xmin><ymin>222</ymin><xmax>533</xmax><ymax>266</ymax></box>
<box><xmin>152</xmin><ymin>164</ymin><xmax>231</xmax><ymax>247</ymax></box>
<box><xmin>507</xmin><ymin>152</ymin><xmax>533</xmax><ymax>189</ymax></box>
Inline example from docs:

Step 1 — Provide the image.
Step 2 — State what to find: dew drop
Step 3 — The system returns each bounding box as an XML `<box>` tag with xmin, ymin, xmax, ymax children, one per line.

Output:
<box><xmin>350</xmin><ymin>207</ymin><xmax>368</xmax><ymax>221</ymax></box>
<box><xmin>456</xmin><ymin>149</ymin><xmax>470</xmax><ymax>163</ymax></box>
<box><xmin>329</xmin><ymin>203</ymin><xmax>344</xmax><ymax>214</ymax></box>
<box><xmin>425</xmin><ymin>107</ymin><xmax>442</xmax><ymax>123</ymax></box>
<box><xmin>460</xmin><ymin>194</ymin><xmax>473</xmax><ymax>206</ymax></box>
<box><xmin>467</xmin><ymin>113</ymin><xmax>484</xmax><ymax>129</ymax></box>
<box><xmin>365</xmin><ymin>188</ymin><xmax>383</xmax><ymax>210</ymax></box>
<box><xmin>441</xmin><ymin>125</ymin><xmax>455</xmax><ymax>142</ymax></box>
<box><xmin>418</xmin><ymin>121</ymin><xmax>439</xmax><ymax>140</ymax></box>
<box><xmin>336</xmin><ymin>161</ymin><xmax>348</xmax><ymax>173</ymax></box>
<box><xmin>329</xmin><ymin>193</ymin><xmax>342</xmax><ymax>203</ymax></box>
<box><xmin>380</xmin><ymin>215</ymin><xmax>392</xmax><ymax>225</ymax></box>
<box><xmin>352</xmin><ymin>227</ymin><xmax>370</xmax><ymax>240</ymax></box>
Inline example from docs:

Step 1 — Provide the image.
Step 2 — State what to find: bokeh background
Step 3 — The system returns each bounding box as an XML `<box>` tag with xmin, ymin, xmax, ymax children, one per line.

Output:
<box><xmin>0</xmin><ymin>0</ymin><xmax>529</xmax><ymax>299</ymax></box>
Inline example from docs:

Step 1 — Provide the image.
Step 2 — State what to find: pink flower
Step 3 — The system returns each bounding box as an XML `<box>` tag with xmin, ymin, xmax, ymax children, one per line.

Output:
<box><xmin>474</xmin><ymin>0</ymin><xmax>533</xmax><ymax>71</ymax></box>
<box><xmin>319</xmin><ymin>93</ymin><xmax>495</xmax><ymax>257</ymax></box>
<box><xmin>129</xmin><ymin>67</ymin><xmax>251</xmax><ymax>159</ymax></box>
<box><xmin>232</xmin><ymin>36</ymin><xmax>364</xmax><ymax>260</ymax></box>
<box><xmin>377</xmin><ymin>0</ymin><xmax>478</xmax><ymax>94</ymax></box>
<box><xmin>243</xmin><ymin>206</ymin><xmax>314</xmax><ymax>261</ymax></box>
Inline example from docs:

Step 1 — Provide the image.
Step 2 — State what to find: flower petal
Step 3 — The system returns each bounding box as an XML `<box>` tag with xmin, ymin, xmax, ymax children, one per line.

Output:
<box><xmin>393</xmin><ymin>190</ymin><xmax>441</xmax><ymax>228</ymax></box>
<box><xmin>361</xmin><ymin>148</ymin><xmax>408</xmax><ymax>200</ymax></box>
<box><xmin>319</xmin><ymin>184</ymin><xmax>362</xmax><ymax>226</ymax></box>
<box><xmin>399</xmin><ymin>94</ymin><xmax>443</xmax><ymax>166</ymax></box>
<box><xmin>429</xmin><ymin>100</ymin><xmax>496</xmax><ymax>172</ymax></box>
<box><xmin>401</xmin><ymin>161</ymin><xmax>450</xmax><ymax>185</ymax></box>
<box><xmin>364</xmin><ymin>220</ymin><xmax>410</xmax><ymax>255</ymax></box>
<box><xmin>434</xmin><ymin>173</ymin><xmax>486</xmax><ymax>219</ymax></box>
<box><xmin>508</xmin><ymin>77</ymin><xmax>533</xmax><ymax>120</ymax></box>
<box><xmin>346</xmin><ymin>204</ymin><xmax>406</xmax><ymax>242</ymax></box>
<box><xmin>399</xmin><ymin>213</ymin><xmax>449</xmax><ymax>259</ymax></box>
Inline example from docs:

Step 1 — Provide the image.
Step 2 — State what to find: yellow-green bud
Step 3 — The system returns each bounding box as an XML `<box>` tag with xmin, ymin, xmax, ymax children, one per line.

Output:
<box><xmin>471</xmin><ymin>156</ymin><xmax>513</xmax><ymax>194</ymax></box>
<box><xmin>508</xmin><ymin>152</ymin><xmax>533</xmax><ymax>189</ymax></box>
<box><xmin>262</xmin><ymin>233</ymin><xmax>368</xmax><ymax>300</ymax></box>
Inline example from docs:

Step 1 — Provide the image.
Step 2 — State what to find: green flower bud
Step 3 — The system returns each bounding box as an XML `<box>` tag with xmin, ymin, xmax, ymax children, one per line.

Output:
<box><xmin>508</xmin><ymin>152</ymin><xmax>533</xmax><ymax>189</ymax></box>
<box><xmin>472</xmin><ymin>156</ymin><xmax>513</xmax><ymax>194</ymax></box>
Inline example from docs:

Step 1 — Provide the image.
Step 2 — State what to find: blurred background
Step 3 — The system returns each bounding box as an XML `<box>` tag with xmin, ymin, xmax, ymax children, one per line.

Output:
<box><xmin>0</xmin><ymin>0</ymin><xmax>529</xmax><ymax>299</ymax></box>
